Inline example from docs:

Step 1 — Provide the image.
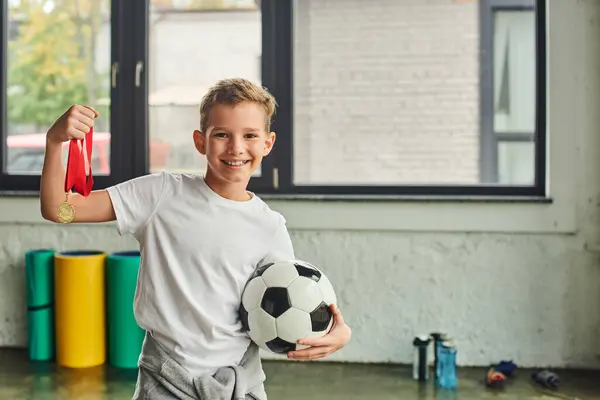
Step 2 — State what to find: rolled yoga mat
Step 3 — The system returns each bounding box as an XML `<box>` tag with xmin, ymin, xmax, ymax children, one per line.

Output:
<box><xmin>54</xmin><ymin>250</ymin><xmax>107</xmax><ymax>368</ymax></box>
<box><xmin>25</xmin><ymin>249</ymin><xmax>55</xmax><ymax>361</ymax></box>
<box><xmin>106</xmin><ymin>251</ymin><xmax>145</xmax><ymax>368</ymax></box>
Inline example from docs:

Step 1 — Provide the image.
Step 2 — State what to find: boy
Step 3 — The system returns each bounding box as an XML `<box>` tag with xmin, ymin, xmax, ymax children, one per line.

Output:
<box><xmin>40</xmin><ymin>78</ymin><xmax>351</xmax><ymax>399</ymax></box>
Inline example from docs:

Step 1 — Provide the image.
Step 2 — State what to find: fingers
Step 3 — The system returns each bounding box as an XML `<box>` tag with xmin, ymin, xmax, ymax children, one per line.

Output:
<box><xmin>71</xmin><ymin>105</ymin><xmax>96</xmax><ymax>126</ymax></box>
<box><xmin>67</xmin><ymin>120</ymin><xmax>90</xmax><ymax>140</ymax></box>
<box><xmin>79</xmin><ymin>105</ymin><xmax>99</xmax><ymax>119</ymax></box>
<box><xmin>297</xmin><ymin>335</ymin><xmax>330</xmax><ymax>348</ymax></box>
<box><xmin>331</xmin><ymin>304</ymin><xmax>345</xmax><ymax>325</ymax></box>
<box><xmin>295</xmin><ymin>305</ymin><xmax>344</xmax><ymax>347</ymax></box>
<box><xmin>66</xmin><ymin>105</ymin><xmax>96</xmax><ymax>139</ymax></box>
<box><xmin>74</xmin><ymin>111</ymin><xmax>95</xmax><ymax>129</ymax></box>
<box><xmin>64</xmin><ymin>104</ymin><xmax>97</xmax><ymax>120</ymax></box>
<box><xmin>47</xmin><ymin>104</ymin><xmax>96</xmax><ymax>144</ymax></box>
<box><xmin>288</xmin><ymin>305</ymin><xmax>350</xmax><ymax>362</ymax></box>
<box><xmin>288</xmin><ymin>346</ymin><xmax>333</xmax><ymax>361</ymax></box>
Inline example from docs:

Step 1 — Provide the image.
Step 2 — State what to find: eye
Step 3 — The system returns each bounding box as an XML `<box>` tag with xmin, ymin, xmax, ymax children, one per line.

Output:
<box><xmin>214</xmin><ymin>132</ymin><xmax>227</xmax><ymax>138</ymax></box>
<box><xmin>245</xmin><ymin>133</ymin><xmax>258</xmax><ymax>139</ymax></box>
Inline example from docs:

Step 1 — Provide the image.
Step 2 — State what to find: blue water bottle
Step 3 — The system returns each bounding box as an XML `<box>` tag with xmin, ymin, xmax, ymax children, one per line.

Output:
<box><xmin>430</xmin><ymin>332</ymin><xmax>448</xmax><ymax>380</ymax></box>
<box><xmin>437</xmin><ymin>341</ymin><xmax>457</xmax><ymax>389</ymax></box>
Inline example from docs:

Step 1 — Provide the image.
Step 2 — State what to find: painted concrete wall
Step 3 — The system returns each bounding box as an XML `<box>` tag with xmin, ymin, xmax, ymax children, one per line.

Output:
<box><xmin>1</xmin><ymin>0</ymin><xmax>600</xmax><ymax>369</ymax></box>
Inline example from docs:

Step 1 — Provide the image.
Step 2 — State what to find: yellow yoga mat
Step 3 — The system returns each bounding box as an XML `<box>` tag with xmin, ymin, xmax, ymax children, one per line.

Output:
<box><xmin>54</xmin><ymin>250</ymin><xmax>107</xmax><ymax>368</ymax></box>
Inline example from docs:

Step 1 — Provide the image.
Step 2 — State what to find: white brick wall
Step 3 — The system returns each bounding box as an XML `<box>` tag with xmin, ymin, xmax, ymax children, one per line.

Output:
<box><xmin>293</xmin><ymin>0</ymin><xmax>480</xmax><ymax>185</ymax></box>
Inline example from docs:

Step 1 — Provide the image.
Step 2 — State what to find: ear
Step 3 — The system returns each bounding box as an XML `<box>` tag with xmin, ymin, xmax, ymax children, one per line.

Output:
<box><xmin>193</xmin><ymin>129</ymin><xmax>206</xmax><ymax>155</ymax></box>
<box><xmin>263</xmin><ymin>131</ymin><xmax>276</xmax><ymax>156</ymax></box>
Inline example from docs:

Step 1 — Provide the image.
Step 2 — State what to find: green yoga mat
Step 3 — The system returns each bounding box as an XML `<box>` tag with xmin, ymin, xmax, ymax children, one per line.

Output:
<box><xmin>107</xmin><ymin>251</ymin><xmax>145</xmax><ymax>368</ymax></box>
<box><xmin>25</xmin><ymin>249</ymin><xmax>55</xmax><ymax>361</ymax></box>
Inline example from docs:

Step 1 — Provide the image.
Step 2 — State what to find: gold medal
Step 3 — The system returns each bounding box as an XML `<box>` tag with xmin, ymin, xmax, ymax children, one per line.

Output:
<box><xmin>61</xmin><ymin>126</ymin><xmax>94</xmax><ymax>223</ymax></box>
<box><xmin>57</xmin><ymin>193</ymin><xmax>75</xmax><ymax>224</ymax></box>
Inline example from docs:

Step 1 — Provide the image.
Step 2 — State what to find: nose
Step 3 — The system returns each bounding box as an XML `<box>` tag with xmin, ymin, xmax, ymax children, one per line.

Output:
<box><xmin>228</xmin><ymin>136</ymin><xmax>244</xmax><ymax>155</ymax></box>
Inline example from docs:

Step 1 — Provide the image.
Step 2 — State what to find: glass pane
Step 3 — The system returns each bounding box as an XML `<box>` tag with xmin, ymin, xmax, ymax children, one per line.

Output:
<box><xmin>153</xmin><ymin>0</ymin><xmax>257</xmax><ymax>11</ymax></box>
<box><xmin>292</xmin><ymin>1</ymin><xmax>537</xmax><ymax>186</ymax></box>
<box><xmin>493</xmin><ymin>10</ymin><xmax>536</xmax><ymax>134</ymax></box>
<box><xmin>497</xmin><ymin>141</ymin><xmax>534</xmax><ymax>185</ymax></box>
<box><xmin>148</xmin><ymin>0</ymin><xmax>262</xmax><ymax>176</ymax></box>
<box><xmin>6</xmin><ymin>0</ymin><xmax>111</xmax><ymax>176</ymax></box>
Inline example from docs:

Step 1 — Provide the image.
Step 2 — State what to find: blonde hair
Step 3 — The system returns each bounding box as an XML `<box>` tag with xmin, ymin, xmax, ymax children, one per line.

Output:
<box><xmin>199</xmin><ymin>78</ymin><xmax>277</xmax><ymax>133</ymax></box>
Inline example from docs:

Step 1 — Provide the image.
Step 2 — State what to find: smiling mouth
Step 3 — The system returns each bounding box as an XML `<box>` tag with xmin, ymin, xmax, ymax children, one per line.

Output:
<box><xmin>222</xmin><ymin>160</ymin><xmax>250</xmax><ymax>167</ymax></box>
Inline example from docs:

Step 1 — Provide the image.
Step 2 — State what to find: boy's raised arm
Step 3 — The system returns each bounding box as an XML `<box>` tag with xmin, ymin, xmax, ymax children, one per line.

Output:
<box><xmin>40</xmin><ymin>105</ymin><xmax>116</xmax><ymax>224</ymax></box>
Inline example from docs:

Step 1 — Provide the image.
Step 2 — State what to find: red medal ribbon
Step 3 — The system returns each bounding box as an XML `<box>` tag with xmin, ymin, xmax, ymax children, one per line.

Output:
<box><xmin>64</xmin><ymin>127</ymin><xmax>94</xmax><ymax>196</ymax></box>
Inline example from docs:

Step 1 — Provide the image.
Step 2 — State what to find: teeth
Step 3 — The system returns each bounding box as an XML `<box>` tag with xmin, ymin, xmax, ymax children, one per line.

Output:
<box><xmin>225</xmin><ymin>160</ymin><xmax>247</xmax><ymax>166</ymax></box>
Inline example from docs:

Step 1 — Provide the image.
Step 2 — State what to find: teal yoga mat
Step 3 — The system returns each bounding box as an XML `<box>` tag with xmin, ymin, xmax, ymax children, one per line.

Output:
<box><xmin>25</xmin><ymin>249</ymin><xmax>55</xmax><ymax>361</ymax></box>
<box><xmin>107</xmin><ymin>251</ymin><xmax>145</xmax><ymax>368</ymax></box>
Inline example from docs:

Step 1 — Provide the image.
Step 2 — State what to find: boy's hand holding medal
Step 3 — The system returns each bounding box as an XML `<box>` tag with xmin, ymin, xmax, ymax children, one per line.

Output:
<box><xmin>46</xmin><ymin>105</ymin><xmax>99</xmax><ymax>223</ymax></box>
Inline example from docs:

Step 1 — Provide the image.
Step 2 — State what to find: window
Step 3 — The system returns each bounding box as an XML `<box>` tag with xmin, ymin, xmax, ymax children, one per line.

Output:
<box><xmin>1</xmin><ymin>0</ymin><xmax>131</xmax><ymax>193</ymax></box>
<box><xmin>0</xmin><ymin>0</ymin><xmax>545</xmax><ymax>198</ymax></box>
<box><xmin>269</xmin><ymin>0</ymin><xmax>546</xmax><ymax>196</ymax></box>
<box><xmin>265</xmin><ymin>0</ymin><xmax>546</xmax><ymax>197</ymax></box>
<box><xmin>480</xmin><ymin>0</ymin><xmax>542</xmax><ymax>187</ymax></box>
<box><xmin>147</xmin><ymin>0</ymin><xmax>262</xmax><ymax>178</ymax></box>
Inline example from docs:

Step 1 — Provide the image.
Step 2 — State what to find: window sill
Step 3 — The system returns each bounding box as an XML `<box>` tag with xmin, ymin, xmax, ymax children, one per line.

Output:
<box><xmin>261</xmin><ymin>193</ymin><xmax>572</xmax><ymax>234</ymax></box>
<box><xmin>0</xmin><ymin>192</ymin><xmax>573</xmax><ymax>234</ymax></box>
<box><xmin>258</xmin><ymin>193</ymin><xmax>553</xmax><ymax>203</ymax></box>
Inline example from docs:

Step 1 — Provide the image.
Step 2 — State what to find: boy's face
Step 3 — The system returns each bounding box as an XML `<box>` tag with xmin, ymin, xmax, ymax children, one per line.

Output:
<box><xmin>193</xmin><ymin>102</ymin><xmax>275</xmax><ymax>187</ymax></box>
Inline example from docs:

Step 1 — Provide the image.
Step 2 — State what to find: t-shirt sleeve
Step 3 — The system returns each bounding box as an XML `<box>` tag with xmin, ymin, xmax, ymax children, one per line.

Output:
<box><xmin>106</xmin><ymin>171</ymin><xmax>168</xmax><ymax>237</ymax></box>
<box><xmin>260</xmin><ymin>215</ymin><xmax>296</xmax><ymax>265</ymax></box>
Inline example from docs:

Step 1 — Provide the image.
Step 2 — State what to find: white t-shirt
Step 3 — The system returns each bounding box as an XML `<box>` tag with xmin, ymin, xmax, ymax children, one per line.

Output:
<box><xmin>106</xmin><ymin>171</ymin><xmax>295</xmax><ymax>376</ymax></box>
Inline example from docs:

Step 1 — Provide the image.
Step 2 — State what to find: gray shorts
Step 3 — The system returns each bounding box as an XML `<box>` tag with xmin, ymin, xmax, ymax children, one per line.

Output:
<box><xmin>131</xmin><ymin>332</ymin><xmax>268</xmax><ymax>400</ymax></box>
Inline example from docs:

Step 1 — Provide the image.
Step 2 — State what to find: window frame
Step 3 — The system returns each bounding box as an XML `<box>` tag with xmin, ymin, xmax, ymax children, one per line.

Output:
<box><xmin>0</xmin><ymin>0</ymin><xmax>137</xmax><ymax>195</ymax></box>
<box><xmin>254</xmin><ymin>0</ymin><xmax>547</xmax><ymax>198</ymax></box>
<box><xmin>479</xmin><ymin>0</ymin><xmax>544</xmax><ymax>186</ymax></box>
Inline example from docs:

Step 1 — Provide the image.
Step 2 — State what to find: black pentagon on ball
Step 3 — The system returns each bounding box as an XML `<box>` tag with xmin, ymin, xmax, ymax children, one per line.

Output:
<box><xmin>251</xmin><ymin>262</ymin><xmax>274</xmax><ymax>279</ymax></box>
<box><xmin>261</xmin><ymin>287</ymin><xmax>291</xmax><ymax>318</ymax></box>
<box><xmin>238</xmin><ymin>302</ymin><xmax>250</xmax><ymax>332</ymax></box>
<box><xmin>294</xmin><ymin>263</ymin><xmax>322</xmax><ymax>282</ymax></box>
<box><xmin>310</xmin><ymin>301</ymin><xmax>333</xmax><ymax>331</ymax></box>
<box><xmin>266</xmin><ymin>337</ymin><xmax>297</xmax><ymax>354</ymax></box>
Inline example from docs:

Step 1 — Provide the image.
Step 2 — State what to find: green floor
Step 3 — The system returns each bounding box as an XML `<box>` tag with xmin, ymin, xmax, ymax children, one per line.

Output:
<box><xmin>0</xmin><ymin>348</ymin><xmax>598</xmax><ymax>399</ymax></box>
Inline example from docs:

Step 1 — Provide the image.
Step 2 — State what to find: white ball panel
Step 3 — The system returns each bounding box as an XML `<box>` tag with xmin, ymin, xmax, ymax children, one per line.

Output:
<box><xmin>275</xmin><ymin>308</ymin><xmax>313</xmax><ymax>345</ymax></box>
<box><xmin>248</xmin><ymin>308</ymin><xmax>277</xmax><ymax>347</ymax></box>
<box><xmin>287</xmin><ymin>277</ymin><xmax>323</xmax><ymax>313</ymax></box>
<box><xmin>241</xmin><ymin>277</ymin><xmax>267</xmax><ymax>311</ymax></box>
<box><xmin>317</xmin><ymin>274</ymin><xmax>337</xmax><ymax>306</ymax></box>
<box><xmin>261</xmin><ymin>262</ymin><xmax>300</xmax><ymax>288</ymax></box>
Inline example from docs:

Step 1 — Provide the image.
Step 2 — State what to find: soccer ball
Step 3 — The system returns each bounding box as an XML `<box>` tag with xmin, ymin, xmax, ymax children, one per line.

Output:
<box><xmin>238</xmin><ymin>260</ymin><xmax>337</xmax><ymax>354</ymax></box>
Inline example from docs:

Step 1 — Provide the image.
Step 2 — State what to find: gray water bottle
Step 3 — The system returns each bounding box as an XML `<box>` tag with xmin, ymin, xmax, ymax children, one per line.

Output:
<box><xmin>412</xmin><ymin>335</ymin><xmax>431</xmax><ymax>381</ymax></box>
